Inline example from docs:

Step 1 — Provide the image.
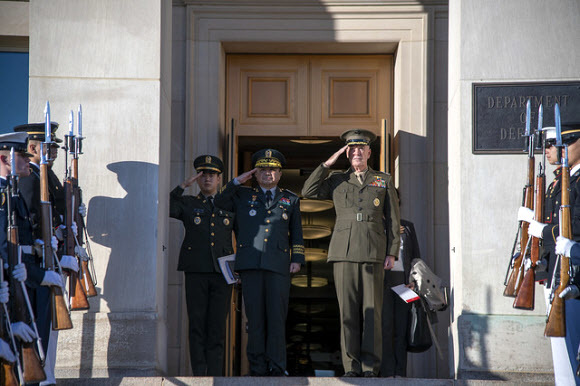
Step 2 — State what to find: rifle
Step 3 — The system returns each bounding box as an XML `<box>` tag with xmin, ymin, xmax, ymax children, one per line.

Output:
<box><xmin>545</xmin><ymin>103</ymin><xmax>568</xmax><ymax>337</ymax></box>
<box><xmin>514</xmin><ymin>104</ymin><xmax>545</xmax><ymax>309</ymax></box>
<box><xmin>64</xmin><ymin>110</ymin><xmax>89</xmax><ymax>310</ymax></box>
<box><xmin>6</xmin><ymin>149</ymin><xmax>46</xmax><ymax>382</ymax></box>
<box><xmin>42</xmin><ymin>102</ymin><xmax>73</xmax><ymax>330</ymax></box>
<box><xmin>0</xmin><ymin>258</ymin><xmax>21</xmax><ymax>386</ymax></box>
<box><xmin>504</xmin><ymin>99</ymin><xmax>534</xmax><ymax>297</ymax></box>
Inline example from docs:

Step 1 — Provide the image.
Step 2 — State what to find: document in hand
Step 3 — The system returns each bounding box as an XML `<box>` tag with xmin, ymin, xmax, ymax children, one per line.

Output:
<box><xmin>218</xmin><ymin>254</ymin><xmax>237</xmax><ymax>284</ymax></box>
<box><xmin>391</xmin><ymin>284</ymin><xmax>420</xmax><ymax>303</ymax></box>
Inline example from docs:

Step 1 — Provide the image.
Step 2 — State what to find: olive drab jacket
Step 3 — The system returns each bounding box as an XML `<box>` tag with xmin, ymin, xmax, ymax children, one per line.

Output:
<box><xmin>302</xmin><ymin>163</ymin><xmax>400</xmax><ymax>263</ymax></box>
<box><xmin>169</xmin><ymin>186</ymin><xmax>235</xmax><ymax>273</ymax></box>
<box><xmin>214</xmin><ymin>181</ymin><xmax>305</xmax><ymax>275</ymax></box>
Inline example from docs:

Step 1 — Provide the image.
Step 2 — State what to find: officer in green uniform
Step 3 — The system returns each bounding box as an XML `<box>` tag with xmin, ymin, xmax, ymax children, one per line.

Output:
<box><xmin>169</xmin><ymin>155</ymin><xmax>235</xmax><ymax>376</ymax></box>
<box><xmin>215</xmin><ymin>149</ymin><xmax>304</xmax><ymax>376</ymax></box>
<box><xmin>302</xmin><ymin>129</ymin><xmax>400</xmax><ymax>377</ymax></box>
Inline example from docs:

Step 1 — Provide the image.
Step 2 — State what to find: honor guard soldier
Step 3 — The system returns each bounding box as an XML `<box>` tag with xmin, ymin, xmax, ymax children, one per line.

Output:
<box><xmin>302</xmin><ymin>129</ymin><xmax>400</xmax><ymax>377</ymax></box>
<box><xmin>215</xmin><ymin>149</ymin><xmax>304</xmax><ymax>376</ymax></box>
<box><xmin>169</xmin><ymin>155</ymin><xmax>234</xmax><ymax>376</ymax></box>
<box><xmin>11</xmin><ymin>124</ymin><xmax>74</xmax><ymax>385</ymax></box>
<box><xmin>0</xmin><ymin>132</ymin><xmax>62</xmax><ymax>382</ymax></box>
<box><xmin>520</xmin><ymin>123</ymin><xmax>580</xmax><ymax>385</ymax></box>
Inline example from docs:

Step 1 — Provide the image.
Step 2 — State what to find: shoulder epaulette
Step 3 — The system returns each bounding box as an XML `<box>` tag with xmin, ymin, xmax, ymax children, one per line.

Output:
<box><xmin>282</xmin><ymin>188</ymin><xmax>298</xmax><ymax>197</ymax></box>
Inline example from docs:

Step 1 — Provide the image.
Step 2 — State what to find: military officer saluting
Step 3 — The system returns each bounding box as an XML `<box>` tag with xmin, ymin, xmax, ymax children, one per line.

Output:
<box><xmin>302</xmin><ymin>129</ymin><xmax>400</xmax><ymax>377</ymax></box>
<box><xmin>169</xmin><ymin>155</ymin><xmax>234</xmax><ymax>376</ymax></box>
<box><xmin>215</xmin><ymin>149</ymin><xmax>304</xmax><ymax>376</ymax></box>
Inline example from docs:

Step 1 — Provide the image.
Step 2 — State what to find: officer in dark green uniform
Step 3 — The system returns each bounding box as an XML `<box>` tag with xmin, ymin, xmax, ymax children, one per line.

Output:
<box><xmin>169</xmin><ymin>155</ymin><xmax>234</xmax><ymax>376</ymax></box>
<box><xmin>215</xmin><ymin>149</ymin><xmax>304</xmax><ymax>376</ymax></box>
<box><xmin>302</xmin><ymin>129</ymin><xmax>400</xmax><ymax>377</ymax></box>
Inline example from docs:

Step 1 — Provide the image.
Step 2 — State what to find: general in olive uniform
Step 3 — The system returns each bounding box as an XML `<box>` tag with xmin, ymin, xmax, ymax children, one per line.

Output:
<box><xmin>169</xmin><ymin>155</ymin><xmax>234</xmax><ymax>376</ymax></box>
<box><xmin>302</xmin><ymin>129</ymin><xmax>400</xmax><ymax>377</ymax></box>
<box><xmin>215</xmin><ymin>149</ymin><xmax>304</xmax><ymax>376</ymax></box>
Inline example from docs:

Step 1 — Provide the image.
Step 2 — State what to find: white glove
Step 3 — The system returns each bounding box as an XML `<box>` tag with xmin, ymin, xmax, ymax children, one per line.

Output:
<box><xmin>0</xmin><ymin>282</ymin><xmax>8</xmax><ymax>304</ymax></box>
<box><xmin>78</xmin><ymin>203</ymin><xmax>87</xmax><ymax>217</ymax></box>
<box><xmin>51</xmin><ymin>235</ymin><xmax>58</xmax><ymax>250</ymax></box>
<box><xmin>528</xmin><ymin>220</ymin><xmax>547</xmax><ymax>238</ymax></box>
<box><xmin>523</xmin><ymin>257</ymin><xmax>532</xmax><ymax>272</ymax></box>
<box><xmin>60</xmin><ymin>255</ymin><xmax>79</xmax><ymax>272</ymax></box>
<box><xmin>71</xmin><ymin>221</ymin><xmax>78</xmax><ymax>237</ymax></box>
<box><xmin>41</xmin><ymin>271</ymin><xmax>64</xmax><ymax>288</ymax></box>
<box><xmin>34</xmin><ymin>239</ymin><xmax>44</xmax><ymax>256</ymax></box>
<box><xmin>75</xmin><ymin>246</ymin><xmax>89</xmax><ymax>261</ymax></box>
<box><xmin>559</xmin><ymin>285</ymin><xmax>580</xmax><ymax>300</ymax></box>
<box><xmin>11</xmin><ymin>322</ymin><xmax>36</xmax><ymax>343</ymax></box>
<box><xmin>0</xmin><ymin>339</ymin><xmax>15</xmax><ymax>363</ymax></box>
<box><xmin>556</xmin><ymin>235</ymin><xmax>576</xmax><ymax>257</ymax></box>
<box><xmin>54</xmin><ymin>225</ymin><xmax>65</xmax><ymax>241</ymax></box>
<box><xmin>12</xmin><ymin>263</ymin><xmax>26</xmax><ymax>282</ymax></box>
<box><xmin>518</xmin><ymin>207</ymin><xmax>535</xmax><ymax>223</ymax></box>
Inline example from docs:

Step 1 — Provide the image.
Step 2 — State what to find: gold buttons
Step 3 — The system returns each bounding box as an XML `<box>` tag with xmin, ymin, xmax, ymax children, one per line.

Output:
<box><xmin>266</xmin><ymin>220</ymin><xmax>271</xmax><ymax>223</ymax></box>
<box><xmin>268</xmin><ymin>210</ymin><xmax>271</xmax><ymax>214</ymax></box>
<box><xmin>187</xmin><ymin>247</ymin><xmax>192</xmax><ymax>250</ymax></box>
<box><xmin>211</xmin><ymin>223</ymin><xmax>215</xmax><ymax>227</ymax></box>
<box><xmin>211</xmin><ymin>242</ymin><xmax>214</xmax><ymax>246</ymax></box>
<box><xmin>264</xmin><ymin>238</ymin><xmax>268</xmax><ymax>242</ymax></box>
<box><xmin>265</xmin><ymin>229</ymin><xmax>269</xmax><ymax>233</ymax></box>
<box><xmin>212</xmin><ymin>214</ymin><xmax>215</xmax><ymax>217</ymax></box>
<box><xmin>211</xmin><ymin>232</ymin><xmax>215</xmax><ymax>236</ymax></box>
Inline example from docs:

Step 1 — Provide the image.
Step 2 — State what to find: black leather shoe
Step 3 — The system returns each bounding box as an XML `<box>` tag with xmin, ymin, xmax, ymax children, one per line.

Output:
<box><xmin>268</xmin><ymin>368</ymin><xmax>286</xmax><ymax>376</ymax></box>
<box><xmin>342</xmin><ymin>371</ymin><xmax>360</xmax><ymax>377</ymax></box>
<box><xmin>362</xmin><ymin>371</ymin><xmax>378</xmax><ymax>377</ymax></box>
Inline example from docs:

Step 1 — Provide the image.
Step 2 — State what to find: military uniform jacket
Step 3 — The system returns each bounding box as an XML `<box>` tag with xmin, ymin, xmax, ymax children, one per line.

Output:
<box><xmin>540</xmin><ymin>167</ymin><xmax>562</xmax><ymax>286</ymax></box>
<box><xmin>215</xmin><ymin>182</ymin><xmax>305</xmax><ymax>275</ymax></box>
<box><xmin>302</xmin><ymin>163</ymin><xmax>400</xmax><ymax>263</ymax></box>
<box><xmin>170</xmin><ymin>186</ymin><xmax>234</xmax><ymax>273</ymax></box>
<box><xmin>19</xmin><ymin>163</ymin><xmax>65</xmax><ymax>239</ymax></box>
<box><xmin>0</xmin><ymin>178</ymin><xmax>45</xmax><ymax>288</ymax></box>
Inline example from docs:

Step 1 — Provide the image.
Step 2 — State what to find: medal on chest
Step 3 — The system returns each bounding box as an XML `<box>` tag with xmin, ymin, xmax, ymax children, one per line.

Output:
<box><xmin>194</xmin><ymin>216</ymin><xmax>201</xmax><ymax>225</ymax></box>
<box><xmin>249</xmin><ymin>209</ymin><xmax>257</xmax><ymax>217</ymax></box>
<box><xmin>373</xmin><ymin>198</ymin><xmax>380</xmax><ymax>207</ymax></box>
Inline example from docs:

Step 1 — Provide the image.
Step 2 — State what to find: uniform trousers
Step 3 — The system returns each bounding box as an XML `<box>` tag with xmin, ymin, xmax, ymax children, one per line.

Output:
<box><xmin>565</xmin><ymin>298</ymin><xmax>580</xmax><ymax>385</ymax></box>
<box><xmin>333</xmin><ymin>261</ymin><xmax>384</xmax><ymax>374</ymax></box>
<box><xmin>27</xmin><ymin>286</ymin><xmax>51</xmax><ymax>386</ymax></box>
<box><xmin>184</xmin><ymin>272</ymin><xmax>231</xmax><ymax>376</ymax></box>
<box><xmin>239</xmin><ymin>269</ymin><xmax>290</xmax><ymax>375</ymax></box>
<box><xmin>381</xmin><ymin>270</ymin><xmax>410</xmax><ymax>377</ymax></box>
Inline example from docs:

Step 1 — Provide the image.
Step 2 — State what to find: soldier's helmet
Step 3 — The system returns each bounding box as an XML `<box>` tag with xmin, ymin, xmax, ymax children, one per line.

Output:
<box><xmin>13</xmin><ymin>122</ymin><xmax>63</xmax><ymax>143</ymax></box>
<box><xmin>252</xmin><ymin>149</ymin><xmax>286</xmax><ymax>169</ymax></box>
<box><xmin>194</xmin><ymin>155</ymin><xmax>224</xmax><ymax>174</ymax></box>
<box><xmin>542</xmin><ymin>126</ymin><xmax>556</xmax><ymax>147</ymax></box>
<box><xmin>340</xmin><ymin>129</ymin><xmax>377</xmax><ymax>146</ymax></box>
<box><xmin>0</xmin><ymin>132</ymin><xmax>32</xmax><ymax>156</ymax></box>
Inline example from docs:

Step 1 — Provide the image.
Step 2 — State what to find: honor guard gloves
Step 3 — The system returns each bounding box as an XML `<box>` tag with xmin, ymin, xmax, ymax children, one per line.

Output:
<box><xmin>559</xmin><ymin>285</ymin><xmax>580</xmax><ymax>300</ymax></box>
<box><xmin>78</xmin><ymin>203</ymin><xmax>87</xmax><ymax>217</ymax></box>
<box><xmin>41</xmin><ymin>271</ymin><xmax>64</xmax><ymax>288</ymax></box>
<box><xmin>12</xmin><ymin>263</ymin><xmax>26</xmax><ymax>282</ymax></box>
<box><xmin>0</xmin><ymin>281</ymin><xmax>8</xmax><ymax>304</ymax></box>
<box><xmin>517</xmin><ymin>207</ymin><xmax>535</xmax><ymax>223</ymax></box>
<box><xmin>0</xmin><ymin>339</ymin><xmax>15</xmax><ymax>363</ymax></box>
<box><xmin>60</xmin><ymin>255</ymin><xmax>79</xmax><ymax>272</ymax></box>
<box><xmin>556</xmin><ymin>235</ymin><xmax>576</xmax><ymax>257</ymax></box>
<box><xmin>10</xmin><ymin>322</ymin><xmax>36</xmax><ymax>342</ymax></box>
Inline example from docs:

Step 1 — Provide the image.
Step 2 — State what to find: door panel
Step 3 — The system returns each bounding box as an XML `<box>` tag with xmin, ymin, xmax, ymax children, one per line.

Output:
<box><xmin>227</xmin><ymin>54</ymin><xmax>392</xmax><ymax>137</ymax></box>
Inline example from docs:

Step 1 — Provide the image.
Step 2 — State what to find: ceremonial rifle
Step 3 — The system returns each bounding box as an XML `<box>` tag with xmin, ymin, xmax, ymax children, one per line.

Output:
<box><xmin>6</xmin><ymin>149</ymin><xmax>46</xmax><ymax>382</ymax></box>
<box><xmin>504</xmin><ymin>99</ymin><xmax>534</xmax><ymax>297</ymax></box>
<box><xmin>545</xmin><ymin>103</ymin><xmax>569</xmax><ymax>337</ymax></box>
<box><xmin>0</xmin><ymin>256</ymin><xmax>20</xmax><ymax>386</ymax></box>
<box><xmin>514</xmin><ymin>104</ymin><xmax>545</xmax><ymax>309</ymax></box>
<box><xmin>64</xmin><ymin>111</ymin><xmax>89</xmax><ymax>310</ymax></box>
<box><xmin>42</xmin><ymin>102</ymin><xmax>73</xmax><ymax>330</ymax></box>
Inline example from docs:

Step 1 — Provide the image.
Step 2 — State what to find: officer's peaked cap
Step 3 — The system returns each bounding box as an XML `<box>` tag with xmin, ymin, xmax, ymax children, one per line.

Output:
<box><xmin>194</xmin><ymin>155</ymin><xmax>224</xmax><ymax>174</ymax></box>
<box><xmin>252</xmin><ymin>149</ymin><xmax>286</xmax><ymax>169</ymax></box>
<box><xmin>561</xmin><ymin>122</ymin><xmax>580</xmax><ymax>144</ymax></box>
<box><xmin>0</xmin><ymin>132</ymin><xmax>32</xmax><ymax>156</ymax></box>
<box><xmin>13</xmin><ymin>122</ymin><xmax>63</xmax><ymax>143</ymax></box>
<box><xmin>340</xmin><ymin>129</ymin><xmax>377</xmax><ymax>146</ymax></box>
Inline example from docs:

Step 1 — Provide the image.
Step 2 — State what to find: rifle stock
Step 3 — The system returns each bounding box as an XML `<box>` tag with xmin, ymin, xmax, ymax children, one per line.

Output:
<box><xmin>514</xmin><ymin>172</ymin><xmax>545</xmax><ymax>309</ymax></box>
<box><xmin>545</xmin><ymin>162</ymin><xmax>569</xmax><ymax>337</ymax></box>
<box><xmin>41</xmin><ymin>162</ymin><xmax>73</xmax><ymax>331</ymax></box>
<box><xmin>65</xmin><ymin>178</ymin><xmax>89</xmax><ymax>311</ymax></box>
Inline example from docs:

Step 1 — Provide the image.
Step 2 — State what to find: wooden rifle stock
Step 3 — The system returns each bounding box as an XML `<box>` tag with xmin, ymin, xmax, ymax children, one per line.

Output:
<box><xmin>40</xmin><ymin>163</ymin><xmax>73</xmax><ymax>331</ymax></box>
<box><xmin>0</xmin><ymin>265</ymin><xmax>18</xmax><ymax>386</ymax></box>
<box><xmin>545</xmin><ymin>167</ymin><xmax>569</xmax><ymax>337</ymax></box>
<box><xmin>514</xmin><ymin>172</ymin><xmax>545</xmax><ymax>309</ymax></box>
<box><xmin>505</xmin><ymin>158</ymin><xmax>535</xmax><ymax>297</ymax></box>
<box><xmin>65</xmin><ymin>177</ymin><xmax>89</xmax><ymax>311</ymax></box>
<box><xmin>8</xmin><ymin>231</ymin><xmax>46</xmax><ymax>382</ymax></box>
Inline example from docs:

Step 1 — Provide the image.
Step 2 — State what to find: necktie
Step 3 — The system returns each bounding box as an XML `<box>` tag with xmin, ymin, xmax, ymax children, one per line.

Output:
<box><xmin>265</xmin><ymin>190</ymin><xmax>272</xmax><ymax>207</ymax></box>
<box><xmin>208</xmin><ymin>196</ymin><xmax>214</xmax><ymax>208</ymax></box>
<box><xmin>356</xmin><ymin>172</ymin><xmax>364</xmax><ymax>185</ymax></box>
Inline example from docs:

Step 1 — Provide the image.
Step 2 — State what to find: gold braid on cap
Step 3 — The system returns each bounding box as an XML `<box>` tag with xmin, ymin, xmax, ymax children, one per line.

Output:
<box><xmin>346</xmin><ymin>139</ymin><xmax>369</xmax><ymax>146</ymax></box>
<box><xmin>255</xmin><ymin>157</ymin><xmax>282</xmax><ymax>168</ymax></box>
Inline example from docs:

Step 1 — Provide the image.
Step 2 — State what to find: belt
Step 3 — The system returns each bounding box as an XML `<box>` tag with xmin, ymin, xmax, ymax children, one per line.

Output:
<box><xmin>339</xmin><ymin>213</ymin><xmax>377</xmax><ymax>222</ymax></box>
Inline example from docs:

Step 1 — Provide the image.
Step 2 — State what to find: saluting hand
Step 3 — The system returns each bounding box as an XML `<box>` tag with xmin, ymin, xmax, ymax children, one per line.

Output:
<box><xmin>384</xmin><ymin>255</ymin><xmax>396</xmax><ymax>270</ymax></box>
<box><xmin>289</xmin><ymin>263</ymin><xmax>301</xmax><ymax>274</ymax></box>
<box><xmin>323</xmin><ymin>145</ymin><xmax>348</xmax><ymax>168</ymax></box>
<box><xmin>180</xmin><ymin>172</ymin><xmax>203</xmax><ymax>189</ymax></box>
<box><xmin>236</xmin><ymin>168</ymin><xmax>257</xmax><ymax>184</ymax></box>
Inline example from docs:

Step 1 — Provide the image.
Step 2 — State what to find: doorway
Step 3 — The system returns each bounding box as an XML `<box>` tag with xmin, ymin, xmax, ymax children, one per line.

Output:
<box><xmin>224</xmin><ymin>54</ymin><xmax>393</xmax><ymax>376</ymax></box>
